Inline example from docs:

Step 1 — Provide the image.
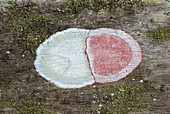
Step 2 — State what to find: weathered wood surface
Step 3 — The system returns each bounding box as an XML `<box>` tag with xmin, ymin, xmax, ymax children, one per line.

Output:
<box><xmin>0</xmin><ymin>0</ymin><xmax>169</xmax><ymax>113</ymax></box>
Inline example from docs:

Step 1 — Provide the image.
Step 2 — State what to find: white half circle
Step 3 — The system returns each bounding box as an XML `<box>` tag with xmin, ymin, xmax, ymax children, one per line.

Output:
<box><xmin>34</xmin><ymin>28</ymin><xmax>94</xmax><ymax>88</ymax></box>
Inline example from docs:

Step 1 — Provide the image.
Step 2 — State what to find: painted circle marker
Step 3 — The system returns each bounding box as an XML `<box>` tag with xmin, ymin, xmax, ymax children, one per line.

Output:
<box><xmin>86</xmin><ymin>28</ymin><xmax>142</xmax><ymax>83</ymax></box>
<box><xmin>34</xmin><ymin>28</ymin><xmax>142</xmax><ymax>88</ymax></box>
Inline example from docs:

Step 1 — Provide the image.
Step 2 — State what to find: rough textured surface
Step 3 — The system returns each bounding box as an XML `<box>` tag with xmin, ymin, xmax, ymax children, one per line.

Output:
<box><xmin>0</xmin><ymin>0</ymin><xmax>170</xmax><ymax>114</ymax></box>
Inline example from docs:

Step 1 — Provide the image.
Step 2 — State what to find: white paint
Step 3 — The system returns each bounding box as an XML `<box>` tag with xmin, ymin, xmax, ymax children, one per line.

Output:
<box><xmin>98</xmin><ymin>103</ymin><xmax>102</xmax><ymax>109</ymax></box>
<box><xmin>153</xmin><ymin>98</ymin><xmax>157</xmax><ymax>101</ymax></box>
<box><xmin>34</xmin><ymin>28</ymin><xmax>143</xmax><ymax>88</ymax></box>
<box><xmin>97</xmin><ymin>111</ymin><xmax>100</xmax><ymax>114</ymax></box>
<box><xmin>6</xmin><ymin>51</ymin><xmax>10</xmax><ymax>54</ymax></box>
<box><xmin>111</xmin><ymin>93</ymin><xmax>114</xmax><ymax>96</ymax></box>
<box><xmin>92</xmin><ymin>100</ymin><xmax>96</xmax><ymax>103</ymax></box>
<box><xmin>34</xmin><ymin>28</ymin><xmax>94</xmax><ymax>88</ymax></box>
<box><xmin>93</xmin><ymin>85</ymin><xmax>96</xmax><ymax>88</ymax></box>
<box><xmin>140</xmin><ymin>80</ymin><xmax>144</xmax><ymax>83</ymax></box>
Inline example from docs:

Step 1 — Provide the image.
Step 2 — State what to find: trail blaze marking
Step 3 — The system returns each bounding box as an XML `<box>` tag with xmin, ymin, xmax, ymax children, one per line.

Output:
<box><xmin>34</xmin><ymin>28</ymin><xmax>142</xmax><ymax>88</ymax></box>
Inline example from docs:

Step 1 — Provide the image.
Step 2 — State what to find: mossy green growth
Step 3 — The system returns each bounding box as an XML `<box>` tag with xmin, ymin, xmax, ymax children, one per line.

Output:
<box><xmin>0</xmin><ymin>68</ymin><xmax>8</xmax><ymax>90</ymax></box>
<box><xmin>0</xmin><ymin>96</ymin><xmax>45</xmax><ymax>113</ymax></box>
<box><xmin>0</xmin><ymin>68</ymin><xmax>6</xmax><ymax>77</ymax></box>
<box><xmin>2</xmin><ymin>0</ymin><xmax>55</xmax><ymax>54</ymax></box>
<box><xmin>0</xmin><ymin>87</ymin><xmax>46</xmax><ymax>113</ymax></box>
<box><xmin>2</xmin><ymin>0</ymin><xmax>157</xmax><ymax>54</ymax></box>
<box><xmin>66</xmin><ymin>0</ymin><xmax>155</xmax><ymax>15</ymax></box>
<box><xmin>143</xmin><ymin>0</ymin><xmax>157</xmax><ymax>7</ymax></box>
<box><xmin>0</xmin><ymin>66</ymin><xmax>155</xmax><ymax>113</ymax></box>
<box><xmin>0</xmin><ymin>68</ymin><xmax>46</xmax><ymax>113</ymax></box>
<box><xmin>84</xmin><ymin>74</ymin><xmax>155</xmax><ymax>113</ymax></box>
<box><xmin>146</xmin><ymin>25</ymin><xmax>170</xmax><ymax>44</ymax></box>
<box><xmin>13</xmin><ymin>99</ymin><xmax>45</xmax><ymax>113</ymax></box>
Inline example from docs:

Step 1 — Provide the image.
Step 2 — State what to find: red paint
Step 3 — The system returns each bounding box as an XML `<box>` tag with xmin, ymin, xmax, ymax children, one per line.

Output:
<box><xmin>89</xmin><ymin>33</ymin><xmax>132</xmax><ymax>76</ymax></box>
<box><xmin>85</xmin><ymin>28</ymin><xmax>142</xmax><ymax>84</ymax></box>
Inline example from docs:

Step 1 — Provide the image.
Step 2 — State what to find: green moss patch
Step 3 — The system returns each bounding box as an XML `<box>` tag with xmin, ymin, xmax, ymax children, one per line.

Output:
<box><xmin>66</xmin><ymin>0</ymin><xmax>155</xmax><ymax>14</ymax></box>
<box><xmin>0</xmin><ymin>67</ymin><xmax>155</xmax><ymax>113</ymax></box>
<box><xmin>0</xmin><ymin>68</ymin><xmax>47</xmax><ymax>113</ymax></box>
<box><xmin>1</xmin><ymin>0</ymin><xmax>157</xmax><ymax>54</ymax></box>
<box><xmin>2</xmin><ymin>0</ymin><xmax>57</xmax><ymax>54</ymax></box>
<box><xmin>146</xmin><ymin>25</ymin><xmax>170</xmax><ymax>44</ymax></box>
<box><xmin>83</xmin><ymin>74</ymin><xmax>155</xmax><ymax>113</ymax></box>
